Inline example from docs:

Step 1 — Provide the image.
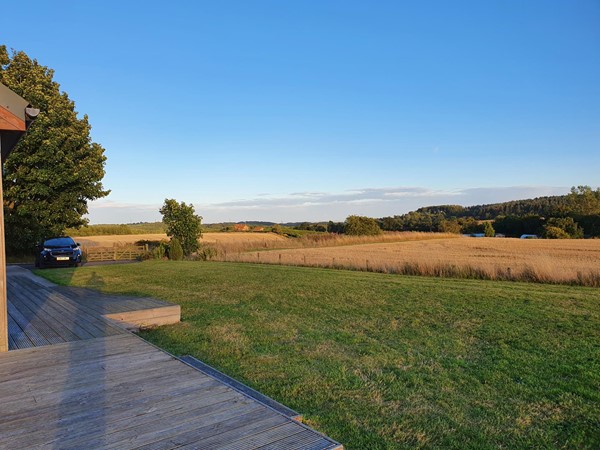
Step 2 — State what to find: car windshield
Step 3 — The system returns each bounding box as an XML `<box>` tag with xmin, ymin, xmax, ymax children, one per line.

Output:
<box><xmin>44</xmin><ymin>237</ymin><xmax>75</xmax><ymax>248</ymax></box>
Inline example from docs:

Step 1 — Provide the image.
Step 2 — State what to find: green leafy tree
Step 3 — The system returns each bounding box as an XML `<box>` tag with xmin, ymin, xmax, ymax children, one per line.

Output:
<box><xmin>159</xmin><ymin>199</ymin><xmax>202</xmax><ymax>256</ymax></box>
<box><xmin>567</xmin><ymin>186</ymin><xmax>600</xmax><ymax>215</ymax></box>
<box><xmin>438</xmin><ymin>218</ymin><xmax>462</xmax><ymax>234</ymax></box>
<box><xmin>327</xmin><ymin>221</ymin><xmax>345</xmax><ymax>233</ymax></box>
<box><xmin>0</xmin><ymin>46</ymin><xmax>109</xmax><ymax>254</ymax></box>
<box><xmin>543</xmin><ymin>226</ymin><xmax>570</xmax><ymax>239</ymax></box>
<box><xmin>543</xmin><ymin>217</ymin><xmax>583</xmax><ymax>239</ymax></box>
<box><xmin>344</xmin><ymin>215</ymin><xmax>382</xmax><ymax>236</ymax></box>
<box><xmin>483</xmin><ymin>221</ymin><xmax>495</xmax><ymax>237</ymax></box>
<box><xmin>168</xmin><ymin>237</ymin><xmax>184</xmax><ymax>261</ymax></box>
<box><xmin>459</xmin><ymin>217</ymin><xmax>484</xmax><ymax>235</ymax></box>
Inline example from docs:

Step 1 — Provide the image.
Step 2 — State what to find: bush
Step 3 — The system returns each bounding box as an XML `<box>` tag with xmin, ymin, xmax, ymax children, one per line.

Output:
<box><xmin>544</xmin><ymin>217</ymin><xmax>583</xmax><ymax>238</ymax></box>
<box><xmin>196</xmin><ymin>245</ymin><xmax>218</xmax><ymax>261</ymax></box>
<box><xmin>345</xmin><ymin>215</ymin><xmax>382</xmax><ymax>236</ymax></box>
<box><xmin>484</xmin><ymin>221</ymin><xmax>495</xmax><ymax>237</ymax></box>
<box><xmin>151</xmin><ymin>241</ymin><xmax>169</xmax><ymax>259</ymax></box>
<box><xmin>438</xmin><ymin>219</ymin><xmax>462</xmax><ymax>234</ymax></box>
<box><xmin>543</xmin><ymin>226</ymin><xmax>570</xmax><ymax>239</ymax></box>
<box><xmin>169</xmin><ymin>238</ymin><xmax>184</xmax><ymax>261</ymax></box>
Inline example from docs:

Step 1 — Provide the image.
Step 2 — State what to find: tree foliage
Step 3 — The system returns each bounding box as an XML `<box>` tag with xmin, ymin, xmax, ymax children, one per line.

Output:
<box><xmin>380</xmin><ymin>186</ymin><xmax>600</xmax><ymax>238</ymax></box>
<box><xmin>417</xmin><ymin>197</ymin><xmax>568</xmax><ymax>219</ymax></box>
<box><xmin>483</xmin><ymin>221</ymin><xmax>495</xmax><ymax>237</ymax></box>
<box><xmin>543</xmin><ymin>226</ymin><xmax>570</xmax><ymax>239</ymax></box>
<box><xmin>159</xmin><ymin>199</ymin><xmax>202</xmax><ymax>256</ymax></box>
<box><xmin>0</xmin><ymin>46</ymin><xmax>109</xmax><ymax>254</ymax></box>
<box><xmin>493</xmin><ymin>215</ymin><xmax>543</xmax><ymax>237</ymax></box>
<box><xmin>567</xmin><ymin>186</ymin><xmax>600</xmax><ymax>216</ymax></box>
<box><xmin>543</xmin><ymin>217</ymin><xmax>583</xmax><ymax>239</ymax></box>
<box><xmin>327</xmin><ymin>221</ymin><xmax>346</xmax><ymax>234</ymax></box>
<box><xmin>168</xmin><ymin>237</ymin><xmax>184</xmax><ymax>261</ymax></box>
<box><xmin>345</xmin><ymin>215</ymin><xmax>381</xmax><ymax>236</ymax></box>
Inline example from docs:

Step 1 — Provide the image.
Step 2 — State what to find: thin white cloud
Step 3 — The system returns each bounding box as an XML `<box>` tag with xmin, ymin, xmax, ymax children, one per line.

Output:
<box><xmin>90</xmin><ymin>200</ymin><xmax>160</xmax><ymax>210</ymax></box>
<box><xmin>86</xmin><ymin>185</ymin><xmax>570</xmax><ymax>224</ymax></box>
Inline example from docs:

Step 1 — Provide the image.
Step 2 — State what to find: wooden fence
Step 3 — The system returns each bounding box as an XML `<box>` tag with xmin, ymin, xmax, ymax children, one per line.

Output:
<box><xmin>83</xmin><ymin>245</ymin><xmax>147</xmax><ymax>262</ymax></box>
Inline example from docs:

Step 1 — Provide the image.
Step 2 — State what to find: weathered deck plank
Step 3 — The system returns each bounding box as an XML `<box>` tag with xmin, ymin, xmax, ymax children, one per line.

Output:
<box><xmin>1</xmin><ymin>267</ymin><xmax>342</xmax><ymax>449</ymax></box>
<box><xmin>0</xmin><ymin>334</ymin><xmax>340</xmax><ymax>449</ymax></box>
<box><xmin>10</xmin><ymin>280</ymin><xmax>122</xmax><ymax>339</ymax></box>
<box><xmin>7</xmin><ymin>314</ymin><xmax>32</xmax><ymax>349</ymax></box>
<box><xmin>6</xmin><ymin>300</ymin><xmax>55</xmax><ymax>346</ymax></box>
<box><xmin>6</xmin><ymin>266</ymin><xmax>180</xmax><ymax>348</ymax></box>
<box><xmin>7</xmin><ymin>286</ymin><xmax>84</xmax><ymax>341</ymax></box>
<box><xmin>7</xmin><ymin>278</ymin><xmax>97</xmax><ymax>340</ymax></box>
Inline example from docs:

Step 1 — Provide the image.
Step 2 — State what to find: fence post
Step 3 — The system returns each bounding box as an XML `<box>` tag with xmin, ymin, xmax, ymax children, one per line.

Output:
<box><xmin>279</xmin><ymin>254</ymin><xmax>282</xmax><ymax>264</ymax></box>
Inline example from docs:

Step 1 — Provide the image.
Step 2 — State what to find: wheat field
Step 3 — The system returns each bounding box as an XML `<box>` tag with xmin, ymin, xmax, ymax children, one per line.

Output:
<box><xmin>222</xmin><ymin>237</ymin><xmax>600</xmax><ymax>285</ymax></box>
<box><xmin>74</xmin><ymin>231</ymin><xmax>600</xmax><ymax>286</ymax></box>
<box><xmin>74</xmin><ymin>232</ymin><xmax>288</xmax><ymax>248</ymax></box>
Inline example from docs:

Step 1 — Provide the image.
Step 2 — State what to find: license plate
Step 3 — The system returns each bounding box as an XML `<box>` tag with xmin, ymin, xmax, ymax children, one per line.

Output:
<box><xmin>56</xmin><ymin>256</ymin><xmax>70</xmax><ymax>261</ymax></box>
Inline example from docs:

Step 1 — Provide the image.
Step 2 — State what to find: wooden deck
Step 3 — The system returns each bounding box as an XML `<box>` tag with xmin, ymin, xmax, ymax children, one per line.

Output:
<box><xmin>6</xmin><ymin>266</ymin><xmax>180</xmax><ymax>349</ymax></box>
<box><xmin>1</xmin><ymin>267</ymin><xmax>341</xmax><ymax>449</ymax></box>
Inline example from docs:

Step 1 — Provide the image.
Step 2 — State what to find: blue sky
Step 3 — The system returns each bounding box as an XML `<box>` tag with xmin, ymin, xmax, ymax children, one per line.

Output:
<box><xmin>3</xmin><ymin>1</ymin><xmax>599</xmax><ymax>223</ymax></box>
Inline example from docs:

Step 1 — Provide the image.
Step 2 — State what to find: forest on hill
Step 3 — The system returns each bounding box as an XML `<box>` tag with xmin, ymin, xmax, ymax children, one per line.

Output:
<box><xmin>376</xmin><ymin>186</ymin><xmax>600</xmax><ymax>238</ymax></box>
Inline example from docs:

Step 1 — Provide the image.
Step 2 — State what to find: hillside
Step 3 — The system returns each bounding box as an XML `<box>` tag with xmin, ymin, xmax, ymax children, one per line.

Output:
<box><xmin>415</xmin><ymin>195</ymin><xmax>570</xmax><ymax>220</ymax></box>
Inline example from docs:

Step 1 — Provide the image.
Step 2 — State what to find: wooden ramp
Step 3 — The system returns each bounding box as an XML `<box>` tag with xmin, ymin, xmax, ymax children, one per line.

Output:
<box><xmin>1</xmin><ymin>267</ymin><xmax>342</xmax><ymax>449</ymax></box>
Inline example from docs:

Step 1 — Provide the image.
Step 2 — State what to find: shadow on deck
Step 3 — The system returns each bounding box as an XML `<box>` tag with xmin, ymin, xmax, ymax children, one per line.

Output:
<box><xmin>1</xmin><ymin>266</ymin><xmax>342</xmax><ymax>449</ymax></box>
<box><xmin>7</xmin><ymin>266</ymin><xmax>180</xmax><ymax>349</ymax></box>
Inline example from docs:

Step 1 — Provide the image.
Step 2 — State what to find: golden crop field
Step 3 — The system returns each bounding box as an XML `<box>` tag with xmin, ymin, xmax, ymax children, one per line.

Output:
<box><xmin>74</xmin><ymin>231</ymin><xmax>600</xmax><ymax>285</ymax></box>
<box><xmin>225</xmin><ymin>237</ymin><xmax>600</xmax><ymax>285</ymax></box>
<box><xmin>74</xmin><ymin>232</ymin><xmax>287</xmax><ymax>248</ymax></box>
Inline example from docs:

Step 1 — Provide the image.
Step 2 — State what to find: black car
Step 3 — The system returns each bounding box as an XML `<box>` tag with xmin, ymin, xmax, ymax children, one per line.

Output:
<box><xmin>35</xmin><ymin>237</ymin><xmax>82</xmax><ymax>268</ymax></box>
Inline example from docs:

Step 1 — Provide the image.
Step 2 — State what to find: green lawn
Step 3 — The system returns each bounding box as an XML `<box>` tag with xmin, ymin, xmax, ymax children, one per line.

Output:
<box><xmin>38</xmin><ymin>261</ymin><xmax>600</xmax><ymax>449</ymax></box>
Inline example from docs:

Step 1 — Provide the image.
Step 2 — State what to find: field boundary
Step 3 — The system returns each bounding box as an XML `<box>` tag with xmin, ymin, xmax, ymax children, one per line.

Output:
<box><xmin>83</xmin><ymin>245</ymin><xmax>147</xmax><ymax>262</ymax></box>
<box><xmin>212</xmin><ymin>253</ymin><xmax>600</xmax><ymax>287</ymax></box>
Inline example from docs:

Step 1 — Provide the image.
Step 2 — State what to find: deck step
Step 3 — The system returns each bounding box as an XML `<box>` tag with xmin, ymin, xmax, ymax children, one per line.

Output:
<box><xmin>179</xmin><ymin>355</ymin><xmax>303</xmax><ymax>422</ymax></box>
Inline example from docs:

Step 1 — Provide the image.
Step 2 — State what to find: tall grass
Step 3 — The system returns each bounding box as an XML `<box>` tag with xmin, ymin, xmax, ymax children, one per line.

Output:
<box><xmin>200</xmin><ymin>235</ymin><xmax>600</xmax><ymax>288</ymax></box>
<box><xmin>215</xmin><ymin>252</ymin><xmax>600</xmax><ymax>287</ymax></box>
<box><xmin>66</xmin><ymin>223</ymin><xmax>167</xmax><ymax>236</ymax></box>
<box><xmin>205</xmin><ymin>231</ymin><xmax>458</xmax><ymax>253</ymax></box>
<box><xmin>66</xmin><ymin>224</ymin><xmax>138</xmax><ymax>236</ymax></box>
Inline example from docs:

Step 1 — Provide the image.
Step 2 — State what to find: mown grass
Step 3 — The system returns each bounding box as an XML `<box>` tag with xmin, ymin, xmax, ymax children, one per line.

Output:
<box><xmin>37</xmin><ymin>261</ymin><xmax>600</xmax><ymax>449</ymax></box>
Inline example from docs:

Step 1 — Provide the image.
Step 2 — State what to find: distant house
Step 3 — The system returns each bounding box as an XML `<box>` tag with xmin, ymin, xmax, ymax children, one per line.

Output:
<box><xmin>520</xmin><ymin>234</ymin><xmax>538</xmax><ymax>239</ymax></box>
<box><xmin>233</xmin><ymin>224</ymin><xmax>250</xmax><ymax>232</ymax></box>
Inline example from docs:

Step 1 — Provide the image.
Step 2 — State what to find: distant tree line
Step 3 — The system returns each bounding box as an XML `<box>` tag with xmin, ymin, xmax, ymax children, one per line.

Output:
<box><xmin>415</xmin><ymin>192</ymin><xmax>580</xmax><ymax>219</ymax></box>
<box><xmin>378</xmin><ymin>186</ymin><xmax>600</xmax><ymax>238</ymax></box>
<box><xmin>303</xmin><ymin>187</ymin><xmax>600</xmax><ymax>238</ymax></box>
